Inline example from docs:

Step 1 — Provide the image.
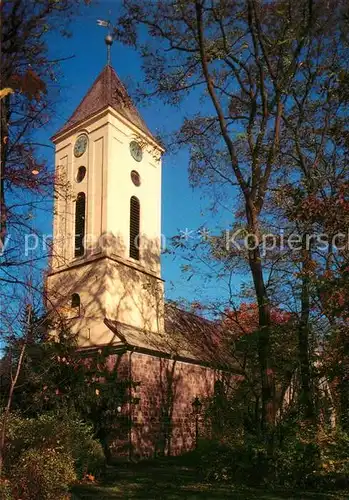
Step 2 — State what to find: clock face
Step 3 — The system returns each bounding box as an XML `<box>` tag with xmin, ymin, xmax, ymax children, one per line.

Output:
<box><xmin>74</xmin><ymin>135</ymin><xmax>88</xmax><ymax>158</ymax></box>
<box><xmin>130</xmin><ymin>141</ymin><xmax>143</xmax><ymax>162</ymax></box>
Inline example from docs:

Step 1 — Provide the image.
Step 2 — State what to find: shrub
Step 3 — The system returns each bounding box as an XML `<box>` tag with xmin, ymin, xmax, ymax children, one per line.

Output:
<box><xmin>273</xmin><ymin>424</ymin><xmax>349</xmax><ymax>490</ymax></box>
<box><xmin>1</xmin><ymin>410</ymin><xmax>105</xmax><ymax>500</ymax></box>
<box><xmin>0</xmin><ymin>479</ymin><xmax>13</xmax><ymax>500</ymax></box>
<box><xmin>55</xmin><ymin>412</ymin><xmax>105</xmax><ymax>478</ymax></box>
<box><xmin>274</xmin><ymin>436</ymin><xmax>320</xmax><ymax>488</ymax></box>
<box><xmin>195</xmin><ymin>426</ymin><xmax>349</xmax><ymax>491</ymax></box>
<box><xmin>196</xmin><ymin>438</ymin><xmax>272</xmax><ymax>486</ymax></box>
<box><xmin>314</xmin><ymin>428</ymin><xmax>349</xmax><ymax>489</ymax></box>
<box><xmin>3</xmin><ymin>410</ymin><xmax>105</xmax><ymax>479</ymax></box>
<box><xmin>11</xmin><ymin>448</ymin><xmax>76</xmax><ymax>500</ymax></box>
<box><xmin>76</xmin><ymin>435</ymin><xmax>105</xmax><ymax>479</ymax></box>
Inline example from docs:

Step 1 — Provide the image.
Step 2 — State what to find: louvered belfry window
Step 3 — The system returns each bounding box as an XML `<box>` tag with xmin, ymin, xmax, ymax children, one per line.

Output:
<box><xmin>75</xmin><ymin>192</ymin><xmax>86</xmax><ymax>257</ymax></box>
<box><xmin>129</xmin><ymin>196</ymin><xmax>140</xmax><ymax>260</ymax></box>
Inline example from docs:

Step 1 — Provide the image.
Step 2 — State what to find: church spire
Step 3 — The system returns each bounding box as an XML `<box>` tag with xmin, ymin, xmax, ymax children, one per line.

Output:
<box><xmin>52</xmin><ymin>66</ymin><xmax>157</xmax><ymax>142</ymax></box>
<box><xmin>52</xmin><ymin>18</ymin><xmax>160</xmax><ymax>143</ymax></box>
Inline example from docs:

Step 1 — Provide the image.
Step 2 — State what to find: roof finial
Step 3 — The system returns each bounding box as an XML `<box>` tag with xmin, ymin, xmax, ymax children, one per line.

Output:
<box><xmin>105</xmin><ymin>34</ymin><xmax>113</xmax><ymax>66</ymax></box>
<box><xmin>97</xmin><ymin>19</ymin><xmax>113</xmax><ymax>66</ymax></box>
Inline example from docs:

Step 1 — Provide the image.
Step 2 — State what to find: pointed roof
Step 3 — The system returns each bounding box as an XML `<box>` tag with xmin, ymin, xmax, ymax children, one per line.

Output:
<box><xmin>53</xmin><ymin>65</ymin><xmax>156</xmax><ymax>141</ymax></box>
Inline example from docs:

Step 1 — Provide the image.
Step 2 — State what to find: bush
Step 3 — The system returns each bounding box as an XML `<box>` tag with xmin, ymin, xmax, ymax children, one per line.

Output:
<box><xmin>194</xmin><ymin>426</ymin><xmax>349</xmax><ymax>491</ymax></box>
<box><xmin>274</xmin><ymin>425</ymin><xmax>349</xmax><ymax>490</ymax></box>
<box><xmin>274</xmin><ymin>436</ymin><xmax>320</xmax><ymax>488</ymax></box>
<box><xmin>314</xmin><ymin>429</ymin><xmax>349</xmax><ymax>489</ymax></box>
<box><xmin>196</xmin><ymin>438</ymin><xmax>273</xmax><ymax>486</ymax></box>
<box><xmin>0</xmin><ymin>479</ymin><xmax>13</xmax><ymax>500</ymax></box>
<box><xmin>77</xmin><ymin>435</ymin><xmax>106</xmax><ymax>479</ymax></box>
<box><xmin>11</xmin><ymin>448</ymin><xmax>76</xmax><ymax>500</ymax></box>
<box><xmin>1</xmin><ymin>410</ymin><xmax>106</xmax><ymax>499</ymax></box>
<box><xmin>3</xmin><ymin>410</ymin><xmax>105</xmax><ymax>479</ymax></box>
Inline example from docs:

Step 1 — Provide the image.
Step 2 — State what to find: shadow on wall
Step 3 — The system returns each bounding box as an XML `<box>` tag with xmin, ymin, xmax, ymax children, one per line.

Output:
<box><xmin>45</xmin><ymin>231</ymin><xmax>164</xmax><ymax>344</ymax></box>
<box><xmin>129</xmin><ymin>352</ymin><xmax>219</xmax><ymax>459</ymax></box>
<box><xmin>44</xmin><ymin>231</ymin><xmax>239</xmax><ymax>459</ymax></box>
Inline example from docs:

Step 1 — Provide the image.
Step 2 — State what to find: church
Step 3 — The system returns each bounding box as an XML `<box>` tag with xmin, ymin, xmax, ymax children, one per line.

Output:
<box><xmin>45</xmin><ymin>47</ymin><xmax>238</xmax><ymax>458</ymax></box>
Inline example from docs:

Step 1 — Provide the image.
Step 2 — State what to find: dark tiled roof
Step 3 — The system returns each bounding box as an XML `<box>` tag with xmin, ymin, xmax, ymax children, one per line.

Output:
<box><xmin>54</xmin><ymin>65</ymin><xmax>155</xmax><ymax>140</ymax></box>
<box><xmin>105</xmin><ymin>304</ymin><xmax>240</xmax><ymax>371</ymax></box>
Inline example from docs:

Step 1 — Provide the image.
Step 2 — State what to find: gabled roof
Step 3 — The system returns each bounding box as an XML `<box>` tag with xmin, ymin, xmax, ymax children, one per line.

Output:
<box><xmin>104</xmin><ymin>304</ymin><xmax>241</xmax><ymax>371</ymax></box>
<box><xmin>53</xmin><ymin>65</ymin><xmax>156</xmax><ymax>141</ymax></box>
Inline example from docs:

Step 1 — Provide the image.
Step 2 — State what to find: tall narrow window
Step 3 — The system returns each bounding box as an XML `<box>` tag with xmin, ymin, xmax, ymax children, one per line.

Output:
<box><xmin>75</xmin><ymin>192</ymin><xmax>86</xmax><ymax>257</ymax></box>
<box><xmin>129</xmin><ymin>196</ymin><xmax>140</xmax><ymax>260</ymax></box>
<box><xmin>71</xmin><ymin>293</ymin><xmax>80</xmax><ymax>309</ymax></box>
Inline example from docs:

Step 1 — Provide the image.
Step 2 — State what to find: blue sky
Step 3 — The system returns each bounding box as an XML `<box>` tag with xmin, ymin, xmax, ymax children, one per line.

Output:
<box><xmin>33</xmin><ymin>0</ymin><xmax>242</xmax><ymax>307</ymax></box>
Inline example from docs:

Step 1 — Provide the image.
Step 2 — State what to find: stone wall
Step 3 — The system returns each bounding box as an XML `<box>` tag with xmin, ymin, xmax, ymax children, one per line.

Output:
<box><xmin>108</xmin><ymin>350</ymin><xmax>219</xmax><ymax>459</ymax></box>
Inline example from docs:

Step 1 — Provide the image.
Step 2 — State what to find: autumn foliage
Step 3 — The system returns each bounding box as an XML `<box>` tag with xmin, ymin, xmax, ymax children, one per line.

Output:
<box><xmin>224</xmin><ymin>303</ymin><xmax>293</xmax><ymax>338</ymax></box>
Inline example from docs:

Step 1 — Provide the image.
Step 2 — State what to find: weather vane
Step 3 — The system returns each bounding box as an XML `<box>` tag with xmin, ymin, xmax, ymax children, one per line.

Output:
<box><xmin>97</xmin><ymin>18</ymin><xmax>113</xmax><ymax>66</ymax></box>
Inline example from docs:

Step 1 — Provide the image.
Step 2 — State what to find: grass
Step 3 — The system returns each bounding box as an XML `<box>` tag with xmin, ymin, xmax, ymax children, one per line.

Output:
<box><xmin>72</xmin><ymin>460</ymin><xmax>349</xmax><ymax>499</ymax></box>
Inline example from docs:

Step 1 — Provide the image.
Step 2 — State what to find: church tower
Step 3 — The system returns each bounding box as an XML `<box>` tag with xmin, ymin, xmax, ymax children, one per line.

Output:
<box><xmin>46</xmin><ymin>59</ymin><xmax>164</xmax><ymax>346</ymax></box>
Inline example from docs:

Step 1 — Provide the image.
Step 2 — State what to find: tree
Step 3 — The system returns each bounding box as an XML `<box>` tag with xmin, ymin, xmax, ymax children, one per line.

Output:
<box><xmin>272</xmin><ymin>4</ymin><xmax>349</xmax><ymax>421</ymax></box>
<box><xmin>0</xmin><ymin>0</ymin><xmax>92</xmax><ymax>372</ymax></box>
<box><xmin>1</xmin><ymin>319</ymin><xmax>134</xmax><ymax>463</ymax></box>
<box><xmin>116</xmin><ymin>0</ymin><xmax>348</xmax><ymax>437</ymax></box>
<box><xmin>0</xmin><ymin>0</ymin><xmax>91</xmax><ymax>295</ymax></box>
<box><xmin>0</xmin><ymin>303</ymin><xmax>35</xmax><ymax>476</ymax></box>
<box><xmin>0</xmin><ymin>0</ymin><xmax>92</xmax><ymax>476</ymax></box>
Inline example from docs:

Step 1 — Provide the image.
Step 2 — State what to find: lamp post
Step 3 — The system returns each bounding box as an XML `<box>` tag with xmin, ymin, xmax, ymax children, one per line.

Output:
<box><xmin>192</xmin><ymin>396</ymin><xmax>202</xmax><ymax>449</ymax></box>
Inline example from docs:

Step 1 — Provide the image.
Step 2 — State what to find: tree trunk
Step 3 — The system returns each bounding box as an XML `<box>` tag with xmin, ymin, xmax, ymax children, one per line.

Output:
<box><xmin>0</xmin><ymin>95</ymin><xmax>9</xmax><ymax>247</ymax></box>
<box><xmin>0</xmin><ymin>305</ymin><xmax>31</xmax><ymax>477</ymax></box>
<box><xmin>338</xmin><ymin>341</ymin><xmax>349</xmax><ymax>431</ymax></box>
<box><xmin>246</xmin><ymin>201</ymin><xmax>275</xmax><ymax>434</ymax></box>
<box><xmin>339</xmin><ymin>378</ymin><xmax>349</xmax><ymax>431</ymax></box>
<box><xmin>298</xmin><ymin>243</ymin><xmax>315</xmax><ymax>422</ymax></box>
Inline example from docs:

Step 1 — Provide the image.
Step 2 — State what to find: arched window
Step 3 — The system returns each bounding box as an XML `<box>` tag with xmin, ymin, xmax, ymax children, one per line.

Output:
<box><xmin>129</xmin><ymin>196</ymin><xmax>140</xmax><ymax>260</ymax></box>
<box><xmin>71</xmin><ymin>293</ymin><xmax>80</xmax><ymax>309</ymax></box>
<box><xmin>75</xmin><ymin>192</ymin><xmax>86</xmax><ymax>257</ymax></box>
